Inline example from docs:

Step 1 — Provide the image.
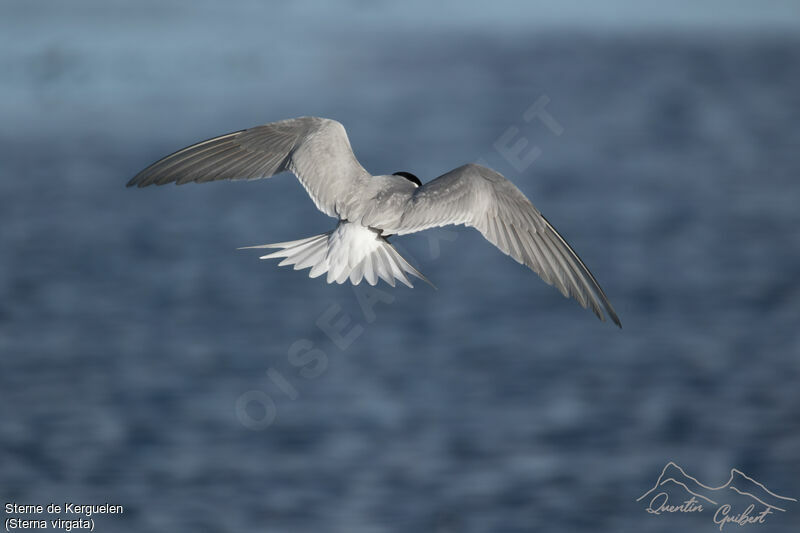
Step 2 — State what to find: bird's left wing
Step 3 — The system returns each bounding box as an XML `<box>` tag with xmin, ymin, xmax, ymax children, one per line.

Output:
<box><xmin>126</xmin><ymin>116</ymin><xmax>369</xmax><ymax>218</ymax></box>
<box><xmin>387</xmin><ymin>163</ymin><xmax>621</xmax><ymax>326</ymax></box>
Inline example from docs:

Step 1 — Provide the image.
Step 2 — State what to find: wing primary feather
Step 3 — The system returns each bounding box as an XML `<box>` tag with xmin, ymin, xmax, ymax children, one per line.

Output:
<box><xmin>504</xmin><ymin>221</ymin><xmax>525</xmax><ymax>263</ymax></box>
<box><xmin>516</xmin><ymin>227</ymin><xmax>548</xmax><ymax>281</ymax></box>
<box><xmin>157</xmin><ymin>144</ymin><xmax>242</xmax><ymax>185</ymax></box>
<box><xmin>539</xmin><ymin>229</ymin><xmax>582</xmax><ymax>300</ymax></box>
<box><xmin>540</xmin><ymin>215</ymin><xmax>621</xmax><ymax>327</ymax></box>
<box><xmin>170</xmin><ymin>145</ymin><xmax>250</xmax><ymax>184</ymax></box>
<box><xmin>542</xmin><ymin>230</ymin><xmax>594</xmax><ymax>309</ymax></box>
<box><xmin>129</xmin><ymin>136</ymin><xmax>241</xmax><ymax>186</ymax></box>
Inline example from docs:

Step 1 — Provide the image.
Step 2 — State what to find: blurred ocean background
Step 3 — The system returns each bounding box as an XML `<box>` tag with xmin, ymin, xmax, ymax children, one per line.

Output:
<box><xmin>1</xmin><ymin>1</ymin><xmax>799</xmax><ymax>531</ymax></box>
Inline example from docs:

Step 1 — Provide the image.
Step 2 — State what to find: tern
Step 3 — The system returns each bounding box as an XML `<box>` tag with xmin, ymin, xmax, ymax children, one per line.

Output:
<box><xmin>128</xmin><ymin>116</ymin><xmax>620</xmax><ymax>326</ymax></box>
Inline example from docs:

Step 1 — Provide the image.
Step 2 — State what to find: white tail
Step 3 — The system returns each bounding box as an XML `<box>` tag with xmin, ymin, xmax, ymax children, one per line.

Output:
<box><xmin>239</xmin><ymin>222</ymin><xmax>433</xmax><ymax>288</ymax></box>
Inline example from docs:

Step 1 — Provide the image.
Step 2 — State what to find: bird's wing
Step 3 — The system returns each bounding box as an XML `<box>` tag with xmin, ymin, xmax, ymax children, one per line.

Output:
<box><xmin>389</xmin><ymin>163</ymin><xmax>621</xmax><ymax>326</ymax></box>
<box><xmin>127</xmin><ymin>116</ymin><xmax>369</xmax><ymax>218</ymax></box>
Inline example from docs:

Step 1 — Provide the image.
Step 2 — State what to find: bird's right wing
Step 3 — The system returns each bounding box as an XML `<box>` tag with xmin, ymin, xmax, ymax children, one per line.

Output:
<box><xmin>127</xmin><ymin>116</ymin><xmax>370</xmax><ymax>219</ymax></box>
<box><xmin>388</xmin><ymin>163</ymin><xmax>621</xmax><ymax>326</ymax></box>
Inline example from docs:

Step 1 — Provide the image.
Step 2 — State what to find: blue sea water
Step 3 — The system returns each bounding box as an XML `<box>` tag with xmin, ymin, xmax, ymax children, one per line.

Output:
<box><xmin>1</xmin><ymin>2</ymin><xmax>799</xmax><ymax>532</ymax></box>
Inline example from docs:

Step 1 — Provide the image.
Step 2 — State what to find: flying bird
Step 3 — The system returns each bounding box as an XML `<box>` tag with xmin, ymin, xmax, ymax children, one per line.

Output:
<box><xmin>128</xmin><ymin>116</ymin><xmax>620</xmax><ymax>326</ymax></box>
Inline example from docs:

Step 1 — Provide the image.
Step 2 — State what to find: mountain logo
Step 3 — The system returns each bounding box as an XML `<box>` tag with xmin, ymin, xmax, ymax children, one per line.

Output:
<box><xmin>637</xmin><ymin>461</ymin><xmax>796</xmax><ymax>530</ymax></box>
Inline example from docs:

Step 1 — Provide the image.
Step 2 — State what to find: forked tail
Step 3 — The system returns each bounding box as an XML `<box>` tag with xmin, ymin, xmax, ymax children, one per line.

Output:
<box><xmin>239</xmin><ymin>222</ymin><xmax>433</xmax><ymax>288</ymax></box>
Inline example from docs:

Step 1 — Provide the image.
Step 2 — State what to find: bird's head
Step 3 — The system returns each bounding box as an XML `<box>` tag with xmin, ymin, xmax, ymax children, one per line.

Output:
<box><xmin>393</xmin><ymin>171</ymin><xmax>422</xmax><ymax>188</ymax></box>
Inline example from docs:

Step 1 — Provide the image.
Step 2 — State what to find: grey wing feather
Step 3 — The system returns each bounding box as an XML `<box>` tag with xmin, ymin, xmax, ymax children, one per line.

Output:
<box><xmin>127</xmin><ymin>116</ymin><xmax>369</xmax><ymax>218</ymax></box>
<box><xmin>390</xmin><ymin>163</ymin><xmax>621</xmax><ymax>327</ymax></box>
